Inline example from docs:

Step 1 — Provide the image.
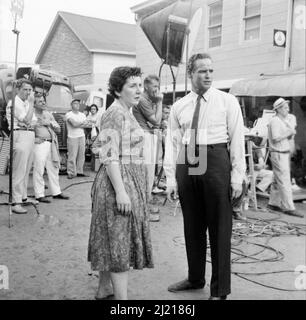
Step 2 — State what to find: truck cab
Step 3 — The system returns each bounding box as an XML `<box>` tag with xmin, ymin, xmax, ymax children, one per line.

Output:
<box><xmin>73</xmin><ymin>84</ymin><xmax>114</xmax><ymax>121</ymax></box>
<box><xmin>0</xmin><ymin>65</ymin><xmax>14</xmax><ymax>135</ymax></box>
<box><xmin>0</xmin><ymin>65</ymin><xmax>74</xmax><ymax>171</ymax></box>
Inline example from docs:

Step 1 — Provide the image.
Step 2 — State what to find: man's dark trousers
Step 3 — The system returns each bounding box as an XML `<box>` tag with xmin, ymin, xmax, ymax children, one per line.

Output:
<box><xmin>176</xmin><ymin>144</ymin><xmax>232</xmax><ymax>297</ymax></box>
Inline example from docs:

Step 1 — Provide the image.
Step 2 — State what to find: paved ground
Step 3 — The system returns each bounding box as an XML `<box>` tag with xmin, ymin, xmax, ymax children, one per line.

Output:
<box><xmin>0</xmin><ymin>168</ymin><xmax>305</xmax><ymax>300</ymax></box>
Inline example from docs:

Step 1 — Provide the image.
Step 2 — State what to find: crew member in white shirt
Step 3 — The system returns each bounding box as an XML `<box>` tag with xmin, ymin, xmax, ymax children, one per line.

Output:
<box><xmin>164</xmin><ymin>53</ymin><xmax>246</xmax><ymax>300</ymax></box>
<box><xmin>6</xmin><ymin>79</ymin><xmax>36</xmax><ymax>214</ymax></box>
<box><xmin>33</xmin><ymin>95</ymin><xmax>70</xmax><ymax>203</ymax></box>
<box><xmin>65</xmin><ymin>99</ymin><xmax>88</xmax><ymax>179</ymax></box>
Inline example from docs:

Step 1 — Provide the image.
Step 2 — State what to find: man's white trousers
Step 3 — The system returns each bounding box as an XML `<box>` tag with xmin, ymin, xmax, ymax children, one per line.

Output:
<box><xmin>33</xmin><ymin>141</ymin><xmax>61</xmax><ymax>198</ymax></box>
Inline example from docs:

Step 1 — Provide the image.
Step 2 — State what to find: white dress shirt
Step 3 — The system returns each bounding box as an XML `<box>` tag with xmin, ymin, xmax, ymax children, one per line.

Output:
<box><xmin>6</xmin><ymin>95</ymin><xmax>36</xmax><ymax>130</ymax></box>
<box><xmin>164</xmin><ymin>87</ymin><xmax>246</xmax><ymax>187</ymax></box>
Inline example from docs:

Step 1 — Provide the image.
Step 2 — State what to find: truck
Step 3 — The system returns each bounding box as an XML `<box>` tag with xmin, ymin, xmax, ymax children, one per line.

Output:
<box><xmin>0</xmin><ymin>64</ymin><xmax>74</xmax><ymax>171</ymax></box>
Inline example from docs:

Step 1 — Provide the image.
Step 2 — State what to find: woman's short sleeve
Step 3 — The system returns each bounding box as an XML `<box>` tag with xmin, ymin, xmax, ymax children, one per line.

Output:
<box><xmin>93</xmin><ymin>110</ymin><xmax>125</xmax><ymax>165</ymax></box>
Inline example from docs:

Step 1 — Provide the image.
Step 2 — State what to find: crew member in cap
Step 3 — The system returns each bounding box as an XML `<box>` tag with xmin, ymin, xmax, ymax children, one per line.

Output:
<box><xmin>267</xmin><ymin>97</ymin><xmax>303</xmax><ymax>217</ymax></box>
<box><xmin>33</xmin><ymin>94</ymin><xmax>70</xmax><ymax>202</ymax></box>
<box><xmin>65</xmin><ymin>99</ymin><xmax>89</xmax><ymax>179</ymax></box>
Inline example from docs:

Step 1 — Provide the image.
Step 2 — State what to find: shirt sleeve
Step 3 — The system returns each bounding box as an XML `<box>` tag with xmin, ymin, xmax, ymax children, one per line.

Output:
<box><xmin>227</xmin><ymin>94</ymin><xmax>246</xmax><ymax>185</ymax></box>
<box><xmin>6</xmin><ymin>100</ymin><xmax>11</xmax><ymax>123</ymax></box>
<box><xmin>6</xmin><ymin>98</ymin><xmax>27</xmax><ymax>123</ymax></box>
<box><xmin>64</xmin><ymin>112</ymin><xmax>71</xmax><ymax>121</ymax></box>
<box><xmin>164</xmin><ymin>105</ymin><xmax>183</xmax><ymax>187</ymax></box>
<box><xmin>138</xmin><ymin>97</ymin><xmax>155</xmax><ymax>120</ymax></box>
<box><xmin>50</xmin><ymin>113</ymin><xmax>60</xmax><ymax>129</ymax></box>
<box><xmin>93</xmin><ymin>110</ymin><xmax>126</xmax><ymax>165</ymax></box>
<box><xmin>269</xmin><ymin>118</ymin><xmax>282</xmax><ymax>141</ymax></box>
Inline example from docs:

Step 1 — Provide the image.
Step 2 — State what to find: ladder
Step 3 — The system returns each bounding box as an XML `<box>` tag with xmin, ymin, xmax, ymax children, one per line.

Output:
<box><xmin>245</xmin><ymin>136</ymin><xmax>258</xmax><ymax>210</ymax></box>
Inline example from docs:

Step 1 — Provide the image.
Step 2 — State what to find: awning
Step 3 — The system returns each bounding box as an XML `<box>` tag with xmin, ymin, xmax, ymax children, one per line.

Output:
<box><xmin>230</xmin><ymin>70</ymin><xmax>306</xmax><ymax>97</ymax></box>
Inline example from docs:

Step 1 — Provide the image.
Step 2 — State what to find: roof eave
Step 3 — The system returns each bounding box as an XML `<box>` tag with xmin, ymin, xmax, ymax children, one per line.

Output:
<box><xmin>35</xmin><ymin>12</ymin><xmax>61</xmax><ymax>63</ymax></box>
<box><xmin>35</xmin><ymin>11</ymin><xmax>91</xmax><ymax>64</ymax></box>
<box><xmin>58</xmin><ymin>12</ymin><xmax>91</xmax><ymax>51</ymax></box>
<box><xmin>91</xmin><ymin>49</ymin><xmax>136</xmax><ymax>56</ymax></box>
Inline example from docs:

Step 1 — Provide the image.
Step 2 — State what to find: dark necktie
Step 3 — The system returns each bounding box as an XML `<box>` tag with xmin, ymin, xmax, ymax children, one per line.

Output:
<box><xmin>187</xmin><ymin>95</ymin><xmax>202</xmax><ymax>165</ymax></box>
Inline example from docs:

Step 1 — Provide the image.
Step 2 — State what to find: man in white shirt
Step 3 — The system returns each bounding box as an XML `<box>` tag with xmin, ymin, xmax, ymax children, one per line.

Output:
<box><xmin>33</xmin><ymin>95</ymin><xmax>70</xmax><ymax>203</ymax></box>
<box><xmin>164</xmin><ymin>53</ymin><xmax>246</xmax><ymax>300</ymax></box>
<box><xmin>65</xmin><ymin>99</ymin><xmax>88</xmax><ymax>179</ymax></box>
<box><xmin>6</xmin><ymin>79</ymin><xmax>36</xmax><ymax>214</ymax></box>
<box><xmin>267</xmin><ymin>98</ymin><xmax>303</xmax><ymax>217</ymax></box>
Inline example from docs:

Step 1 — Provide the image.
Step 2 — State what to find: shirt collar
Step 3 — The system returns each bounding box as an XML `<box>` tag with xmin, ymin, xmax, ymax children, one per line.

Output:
<box><xmin>190</xmin><ymin>87</ymin><xmax>213</xmax><ymax>104</ymax></box>
<box><xmin>16</xmin><ymin>95</ymin><xmax>27</xmax><ymax>105</ymax></box>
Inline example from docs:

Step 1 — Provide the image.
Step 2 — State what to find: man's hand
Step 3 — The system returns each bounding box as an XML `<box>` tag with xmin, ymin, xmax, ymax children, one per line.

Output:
<box><xmin>166</xmin><ymin>185</ymin><xmax>178</xmax><ymax>202</ymax></box>
<box><xmin>28</xmin><ymin>92</ymin><xmax>35</xmax><ymax>106</ymax></box>
<box><xmin>231</xmin><ymin>183</ymin><xmax>243</xmax><ymax>200</ymax></box>
<box><xmin>156</xmin><ymin>92</ymin><xmax>164</xmax><ymax>102</ymax></box>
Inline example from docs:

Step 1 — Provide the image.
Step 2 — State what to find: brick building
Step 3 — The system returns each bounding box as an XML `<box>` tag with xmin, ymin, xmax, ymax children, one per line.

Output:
<box><xmin>35</xmin><ymin>11</ymin><xmax>136</xmax><ymax>88</ymax></box>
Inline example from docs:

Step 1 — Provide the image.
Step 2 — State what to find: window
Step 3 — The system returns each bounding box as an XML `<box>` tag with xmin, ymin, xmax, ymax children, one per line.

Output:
<box><xmin>208</xmin><ymin>1</ymin><xmax>223</xmax><ymax>48</ymax></box>
<box><xmin>244</xmin><ymin>0</ymin><xmax>261</xmax><ymax>40</ymax></box>
<box><xmin>92</xmin><ymin>97</ymin><xmax>104</xmax><ymax>109</ymax></box>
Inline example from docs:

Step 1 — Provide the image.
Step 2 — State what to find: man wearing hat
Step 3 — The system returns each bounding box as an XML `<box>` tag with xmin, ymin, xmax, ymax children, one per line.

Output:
<box><xmin>65</xmin><ymin>99</ymin><xmax>89</xmax><ymax>179</ymax></box>
<box><xmin>267</xmin><ymin>97</ymin><xmax>302</xmax><ymax>217</ymax></box>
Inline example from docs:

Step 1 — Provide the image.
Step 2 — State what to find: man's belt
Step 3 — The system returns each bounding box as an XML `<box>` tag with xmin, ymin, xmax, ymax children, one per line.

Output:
<box><xmin>14</xmin><ymin>128</ymin><xmax>34</xmax><ymax>132</ymax></box>
<box><xmin>36</xmin><ymin>137</ymin><xmax>52</xmax><ymax>143</ymax></box>
<box><xmin>270</xmin><ymin>149</ymin><xmax>290</xmax><ymax>154</ymax></box>
<box><xmin>185</xmin><ymin>143</ymin><xmax>228</xmax><ymax>149</ymax></box>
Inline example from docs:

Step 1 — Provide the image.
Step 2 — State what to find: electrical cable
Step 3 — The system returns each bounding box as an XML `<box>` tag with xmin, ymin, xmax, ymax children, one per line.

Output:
<box><xmin>171</xmin><ymin>210</ymin><xmax>306</xmax><ymax>292</ymax></box>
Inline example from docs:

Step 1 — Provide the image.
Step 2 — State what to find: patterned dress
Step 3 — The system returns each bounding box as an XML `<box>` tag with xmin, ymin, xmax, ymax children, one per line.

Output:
<box><xmin>88</xmin><ymin>100</ymin><xmax>154</xmax><ymax>272</ymax></box>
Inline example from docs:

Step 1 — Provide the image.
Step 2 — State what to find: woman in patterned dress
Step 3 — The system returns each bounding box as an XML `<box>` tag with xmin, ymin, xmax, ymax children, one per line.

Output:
<box><xmin>88</xmin><ymin>66</ymin><xmax>154</xmax><ymax>300</ymax></box>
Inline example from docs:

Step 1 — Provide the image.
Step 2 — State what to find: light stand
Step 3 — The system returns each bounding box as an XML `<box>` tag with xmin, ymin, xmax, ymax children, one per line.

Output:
<box><xmin>8</xmin><ymin>14</ymin><xmax>21</xmax><ymax>228</ymax></box>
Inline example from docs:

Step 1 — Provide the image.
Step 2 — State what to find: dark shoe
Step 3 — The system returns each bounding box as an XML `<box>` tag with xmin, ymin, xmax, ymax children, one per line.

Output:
<box><xmin>53</xmin><ymin>193</ymin><xmax>70</xmax><ymax>200</ymax></box>
<box><xmin>94</xmin><ymin>294</ymin><xmax>114</xmax><ymax>300</ymax></box>
<box><xmin>283</xmin><ymin>210</ymin><xmax>304</xmax><ymax>218</ymax></box>
<box><xmin>22</xmin><ymin>198</ymin><xmax>28</xmax><ymax>203</ymax></box>
<box><xmin>233</xmin><ymin>211</ymin><xmax>246</xmax><ymax>220</ymax></box>
<box><xmin>168</xmin><ymin>279</ymin><xmax>204</xmax><ymax>292</ymax></box>
<box><xmin>267</xmin><ymin>204</ymin><xmax>282</xmax><ymax>212</ymax></box>
<box><xmin>209</xmin><ymin>295</ymin><xmax>227</xmax><ymax>300</ymax></box>
<box><xmin>77</xmin><ymin>173</ymin><xmax>88</xmax><ymax>177</ymax></box>
<box><xmin>36</xmin><ymin>197</ymin><xmax>51</xmax><ymax>203</ymax></box>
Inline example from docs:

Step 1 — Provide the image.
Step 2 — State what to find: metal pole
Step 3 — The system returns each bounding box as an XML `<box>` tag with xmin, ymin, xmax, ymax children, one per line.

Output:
<box><xmin>185</xmin><ymin>29</ymin><xmax>190</xmax><ymax>95</ymax></box>
<box><xmin>8</xmin><ymin>14</ymin><xmax>20</xmax><ymax>228</ymax></box>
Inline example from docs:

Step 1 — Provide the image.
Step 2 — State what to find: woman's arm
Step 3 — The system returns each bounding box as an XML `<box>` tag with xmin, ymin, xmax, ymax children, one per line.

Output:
<box><xmin>106</xmin><ymin>163</ymin><xmax>131</xmax><ymax>216</ymax></box>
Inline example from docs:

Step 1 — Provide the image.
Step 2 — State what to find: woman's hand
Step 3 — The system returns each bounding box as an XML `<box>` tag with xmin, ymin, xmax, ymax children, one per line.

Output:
<box><xmin>116</xmin><ymin>190</ymin><xmax>132</xmax><ymax>215</ymax></box>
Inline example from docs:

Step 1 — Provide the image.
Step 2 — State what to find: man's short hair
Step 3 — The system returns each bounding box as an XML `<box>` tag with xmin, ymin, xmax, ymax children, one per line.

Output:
<box><xmin>16</xmin><ymin>78</ymin><xmax>33</xmax><ymax>90</ymax></box>
<box><xmin>144</xmin><ymin>75</ymin><xmax>160</xmax><ymax>87</ymax></box>
<box><xmin>187</xmin><ymin>53</ymin><xmax>212</xmax><ymax>76</ymax></box>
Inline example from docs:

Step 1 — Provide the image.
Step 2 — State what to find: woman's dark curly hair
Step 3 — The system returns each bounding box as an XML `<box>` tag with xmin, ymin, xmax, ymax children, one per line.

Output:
<box><xmin>108</xmin><ymin>66</ymin><xmax>142</xmax><ymax>99</ymax></box>
<box><xmin>90</xmin><ymin>104</ymin><xmax>98</xmax><ymax>112</ymax></box>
